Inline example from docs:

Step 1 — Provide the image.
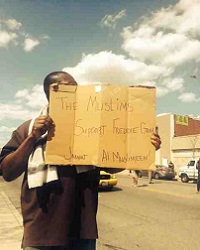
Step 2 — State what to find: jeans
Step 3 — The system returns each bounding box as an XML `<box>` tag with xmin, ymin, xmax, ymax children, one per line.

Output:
<box><xmin>24</xmin><ymin>240</ymin><xmax>96</xmax><ymax>250</ymax></box>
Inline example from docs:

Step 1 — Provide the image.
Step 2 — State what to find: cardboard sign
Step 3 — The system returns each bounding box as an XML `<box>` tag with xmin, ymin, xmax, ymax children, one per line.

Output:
<box><xmin>45</xmin><ymin>84</ymin><xmax>156</xmax><ymax>170</ymax></box>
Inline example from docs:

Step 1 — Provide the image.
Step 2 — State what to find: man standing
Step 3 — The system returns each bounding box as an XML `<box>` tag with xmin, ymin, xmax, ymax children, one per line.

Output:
<box><xmin>0</xmin><ymin>71</ymin><xmax>99</xmax><ymax>250</ymax></box>
<box><xmin>130</xmin><ymin>170</ymin><xmax>139</xmax><ymax>188</ymax></box>
<box><xmin>168</xmin><ymin>161</ymin><xmax>174</xmax><ymax>171</ymax></box>
<box><xmin>148</xmin><ymin>170</ymin><xmax>153</xmax><ymax>184</ymax></box>
<box><xmin>0</xmin><ymin>71</ymin><xmax>161</xmax><ymax>250</ymax></box>
<box><xmin>196</xmin><ymin>158</ymin><xmax>200</xmax><ymax>193</ymax></box>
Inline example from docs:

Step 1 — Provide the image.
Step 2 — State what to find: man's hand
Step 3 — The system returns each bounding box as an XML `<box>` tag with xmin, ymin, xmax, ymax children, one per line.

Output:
<box><xmin>1</xmin><ymin>115</ymin><xmax>55</xmax><ymax>182</ymax></box>
<box><xmin>100</xmin><ymin>133</ymin><xmax>162</xmax><ymax>175</ymax></box>
<box><xmin>31</xmin><ymin>115</ymin><xmax>54</xmax><ymax>140</ymax></box>
<box><xmin>151</xmin><ymin>133</ymin><xmax>161</xmax><ymax>151</ymax></box>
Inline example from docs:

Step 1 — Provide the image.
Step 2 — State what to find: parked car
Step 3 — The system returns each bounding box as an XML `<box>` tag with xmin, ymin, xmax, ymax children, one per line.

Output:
<box><xmin>178</xmin><ymin>159</ymin><xmax>199</xmax><ymax>183</ymax></box>
<box><xmin>136</xmin><ymin>165</ymin><xmax>175</xmax><ymax>180</ymax></box>
<box><xmin>98</xmin><ymin>170</ymin><xmax>118</xmax><ymax>189</ymax></box>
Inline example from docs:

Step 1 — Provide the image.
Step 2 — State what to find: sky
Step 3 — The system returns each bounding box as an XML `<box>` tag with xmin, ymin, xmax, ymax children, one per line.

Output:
<box><xmin>0</xmin><ymin>0</ymin><xmax>200</xmax><ymax>147</ymax></box>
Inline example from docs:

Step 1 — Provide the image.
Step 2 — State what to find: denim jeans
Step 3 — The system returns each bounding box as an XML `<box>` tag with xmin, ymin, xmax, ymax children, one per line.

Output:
<box><xmin>24</xmin><ymin>239</ymin><xmax>96</xmax><ymax>250</ymax></box>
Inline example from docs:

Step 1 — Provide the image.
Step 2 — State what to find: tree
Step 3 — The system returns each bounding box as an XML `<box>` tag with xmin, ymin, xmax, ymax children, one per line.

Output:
<box><xmin>187</xmin><ymin>135</ymin><xmax>200</xmax><ymax>159</ymax></box>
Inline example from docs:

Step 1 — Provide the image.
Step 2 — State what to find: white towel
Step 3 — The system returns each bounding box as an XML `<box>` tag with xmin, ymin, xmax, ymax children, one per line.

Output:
<box><xmin>27</xmin><ymin>106</ymin><xmax>95</xmax><ymax>188</ymax></box>
<box><xmin>27</xmin><ymin>107</ymin><xmax>58</xmax><ymax>188</ymax></box>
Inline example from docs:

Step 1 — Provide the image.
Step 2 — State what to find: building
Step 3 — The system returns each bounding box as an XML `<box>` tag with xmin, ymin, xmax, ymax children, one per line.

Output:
<box><xmin>156</xmin><ymin>113</ymin><xmax>200</xmax><ymax>172</ymax></box>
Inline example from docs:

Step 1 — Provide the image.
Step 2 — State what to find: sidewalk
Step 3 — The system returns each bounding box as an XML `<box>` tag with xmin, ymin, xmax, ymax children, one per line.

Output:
<box><xmin>0</xmin><ymin>179</ymin><xmax>23</xmax><ymax>250</ymax></box>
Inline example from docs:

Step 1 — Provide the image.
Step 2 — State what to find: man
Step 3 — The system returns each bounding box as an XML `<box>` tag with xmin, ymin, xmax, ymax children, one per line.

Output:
<box><xmin>148</xmin><ymin>170</ymin><xmax>153</xmax><ymax>184</ymax></box>
<box><xmin>168</xmin><ymin>161</ymin><xmax>174</xmax><ymax>171</ymax></box>
<box><xmin>196</xmin><ymin>158</ymin><xmax>200</xmax><ymax>193</ymax></box>
<box><xmin>0</xmin><ymin>71</ymin><xmax>161</xmax><ymax>250</ymax></box>
<box><xmin>131</xmin><ymin>170</ymin><xmax>139</xmax><ymax>188</ymax></box>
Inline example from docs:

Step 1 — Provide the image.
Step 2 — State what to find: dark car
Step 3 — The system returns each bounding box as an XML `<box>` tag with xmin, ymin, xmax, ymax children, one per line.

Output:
<box><xmin>136</xmin><ymin>165</ymin><xmax>175</xmax><ymax>180</ymax></box>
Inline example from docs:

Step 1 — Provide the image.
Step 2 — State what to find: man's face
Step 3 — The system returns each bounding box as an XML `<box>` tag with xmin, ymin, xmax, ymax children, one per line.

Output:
<box><xmin>45</xmin><ymin>73</ymin><xmax>77</xmax><ymax>100</ymax></box>
<box><xmin>55</xmin><ymin>73</ymin><xmax>77</xmax><ymax>86</ymax></box>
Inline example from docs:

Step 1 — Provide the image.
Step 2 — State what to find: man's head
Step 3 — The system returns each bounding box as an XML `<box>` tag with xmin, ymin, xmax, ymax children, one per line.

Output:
<box><xmin>43</xmin><ymin>71</ymin><xmax>77</xmax><ymax>100</ymax></box>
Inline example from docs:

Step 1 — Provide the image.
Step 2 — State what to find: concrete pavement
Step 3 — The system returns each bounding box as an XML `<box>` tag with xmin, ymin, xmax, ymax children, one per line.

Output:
<box><xmin>0</xmin><ymin>178</ymin><xmax>23</xmax><ymax>250</ymax></box>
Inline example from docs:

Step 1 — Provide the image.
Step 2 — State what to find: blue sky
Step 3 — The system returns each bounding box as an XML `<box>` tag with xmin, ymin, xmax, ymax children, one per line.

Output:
<box><xmin>0</xmin><ymin>0</ymin><xmax>200</xmax><ymax>147</ymax></box>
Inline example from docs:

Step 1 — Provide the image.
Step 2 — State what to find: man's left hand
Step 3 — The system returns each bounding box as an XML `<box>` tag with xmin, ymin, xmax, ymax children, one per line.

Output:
<box><xmin>151</xmin><ymin>133</ymin><xmax>161</xmax><ymax>151</ymax></box>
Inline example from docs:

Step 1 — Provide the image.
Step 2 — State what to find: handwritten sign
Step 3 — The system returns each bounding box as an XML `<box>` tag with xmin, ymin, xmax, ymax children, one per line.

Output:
<box><xmin>45</xmin><ymin>84</ymin><xmax>156</xmax><ymax>170</ymax></box>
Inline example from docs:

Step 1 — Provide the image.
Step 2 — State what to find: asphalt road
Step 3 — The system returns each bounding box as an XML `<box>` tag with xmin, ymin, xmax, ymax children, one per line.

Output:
<box><xmin>1</xmin><ymin>173</ymin><xmax>200</xmax><ymax>250</ymax></box>
<box><xmin>97</xmin><ymin>174</ymin><xmax>200</xmax><ymax>250</ymax></box>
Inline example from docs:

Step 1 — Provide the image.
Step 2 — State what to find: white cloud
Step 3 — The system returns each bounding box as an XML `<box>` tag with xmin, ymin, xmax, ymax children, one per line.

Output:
<box><xmin>120</xmin><ymin>0</ymin><xmax>200</xmax><ymax>98</ymax></box>
<box><xmin>121</xmin><ymin>27</ymin><xmax>200</xmax><ymax>67</ymax></box>
<box><xmin>121</xmin><ymin>0</ymin><xmax>200</xmax><ymax>68</ymax></box>
<box><xmin>23</xmin><ymin>37</ymin><xmax>40</xmax><ymax>52</ymax></box>
<box><xmin>150</xmin><ymin>0</ymin><xmax>200</xmax><ymax>37</ymax></box>
<box><xmin>5</xmin><ymin>18</ymin><xmax>22</xmax><ymax>30</ymax></box>
<box><xmin>162</xmin><ymin>77</ymin><xmax>184</xmax><ymax>91</ymax></box>
<box><xmin>157</xmin><ymin>77</ymin><xmax>184</xmax><ymax>98</ymax></box>
<box><xmin>163</xmin><ymin>39</ymin><xmax>200</xmax><ymax>66</ymax></box>
<box><xmin>156</xmin><ymin>86</ymin><xmax>169</xmax><ymax>98</ymax></box>
<box><xmin>0</xmin><ymin>126</ymin><xmax>16</xmax><ymax>132</ymax></box>
<box><xmin>0</xmin><ymin>134</ymin><xmax>13</xmax><ymax>148</ymax></box>
<box><xmin>63</xmin><ymin>51</ymin><xmax>172</xmax><ymax>85</ymax></box>
<box><xmin>0</xmin><ymin>84</ymin><xmax>47</xmax><ymax>123</ymax></box>
<box><xmin>62</xmin><ymin>50</ymin><xmax>185</xmax><ymax>99</ymax></box>
<box><xmin>61</xmin><ymin>0</ymin><xmax>200</xmax><ymax>100</ymax></box>
<box><xmin>0</xmin><ymin>30</ymin><xmax>17</xmax><ymax>47</ymax></box>
<box><xmin>40</xmin><ymin>34</ymin><xmax>50</xmax><ymax>41</ymax></box>
<box><xmin>15</xmin><ymin>89</ymin><xmax>29</xmax><ymax>98</ymax></box>
<box><xmin>0</xmin><ymin>84</ymin><xmax>48</xmax><ymax>147</ymax></box>
<box><xmin>0</xmin><ymin>102</ymin><xmax>36</xmax><ymax>121</ymax></box>
<box><xmin>0</xmin><ymin>15</ymin><xmax>48</xmax><ymax>51</ymax></box>
<box><xmin>174</xmin><ymin>0</ymin><xmax>200</xmax><ymax>37</ymax></box>
<box><xmin>178</xmin><ymin>92</ymin><xmax>200</xmax><ymax>102</ymax></box>
<box><xmin>15</xmin><ymin>84</ymin><xmax>47</xmax><ymax>108</ymax></box>
<box><xmin>0</xmin><ymin>126</ymin><xmax>18</xmax><ymax>147</ymax></box>
<box><xmin>100</xmin><ymin>9</ymin><xmax>127</xmax><ymax>29</ymax></box>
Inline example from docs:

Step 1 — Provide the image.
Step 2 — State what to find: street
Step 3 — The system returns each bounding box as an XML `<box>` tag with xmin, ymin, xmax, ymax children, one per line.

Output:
<box><xmin>1</xmin><ymin>173</ymin><xmax>200</xmax><ymax>250</ymax></box>
<box><xmin>97</xmin><ymin>173</ymin><xmax>200</xmax><ymax>250</ymax></box>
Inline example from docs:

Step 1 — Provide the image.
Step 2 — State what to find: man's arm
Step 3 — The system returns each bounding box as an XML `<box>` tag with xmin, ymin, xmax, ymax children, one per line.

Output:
<box><xmin>1</xmin><ymin>134</ymin><xmax>38</xmax><ymax>181</ymax></box>
<box><xmin>1</xmin><ymin>115</ymin><xmax>54</xmax><ymax>182</ymax></box>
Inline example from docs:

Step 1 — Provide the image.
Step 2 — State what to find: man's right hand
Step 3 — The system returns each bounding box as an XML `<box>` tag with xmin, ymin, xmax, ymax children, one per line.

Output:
<box><xmin>1</xmin><ymin>115</ymin><xmax>55</xmax><ymax>182</ymax></box>
<box><xmin>31</xmin><ymin>115</ymin><xmax>54</xmax><ymax>140</ymax></box>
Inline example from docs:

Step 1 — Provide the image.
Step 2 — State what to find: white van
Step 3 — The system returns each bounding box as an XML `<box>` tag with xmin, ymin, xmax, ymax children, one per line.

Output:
<box><xmin>178</xmin><ymin>159</ymin><xmax>199</xmax><ymax>183</ymax></box>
